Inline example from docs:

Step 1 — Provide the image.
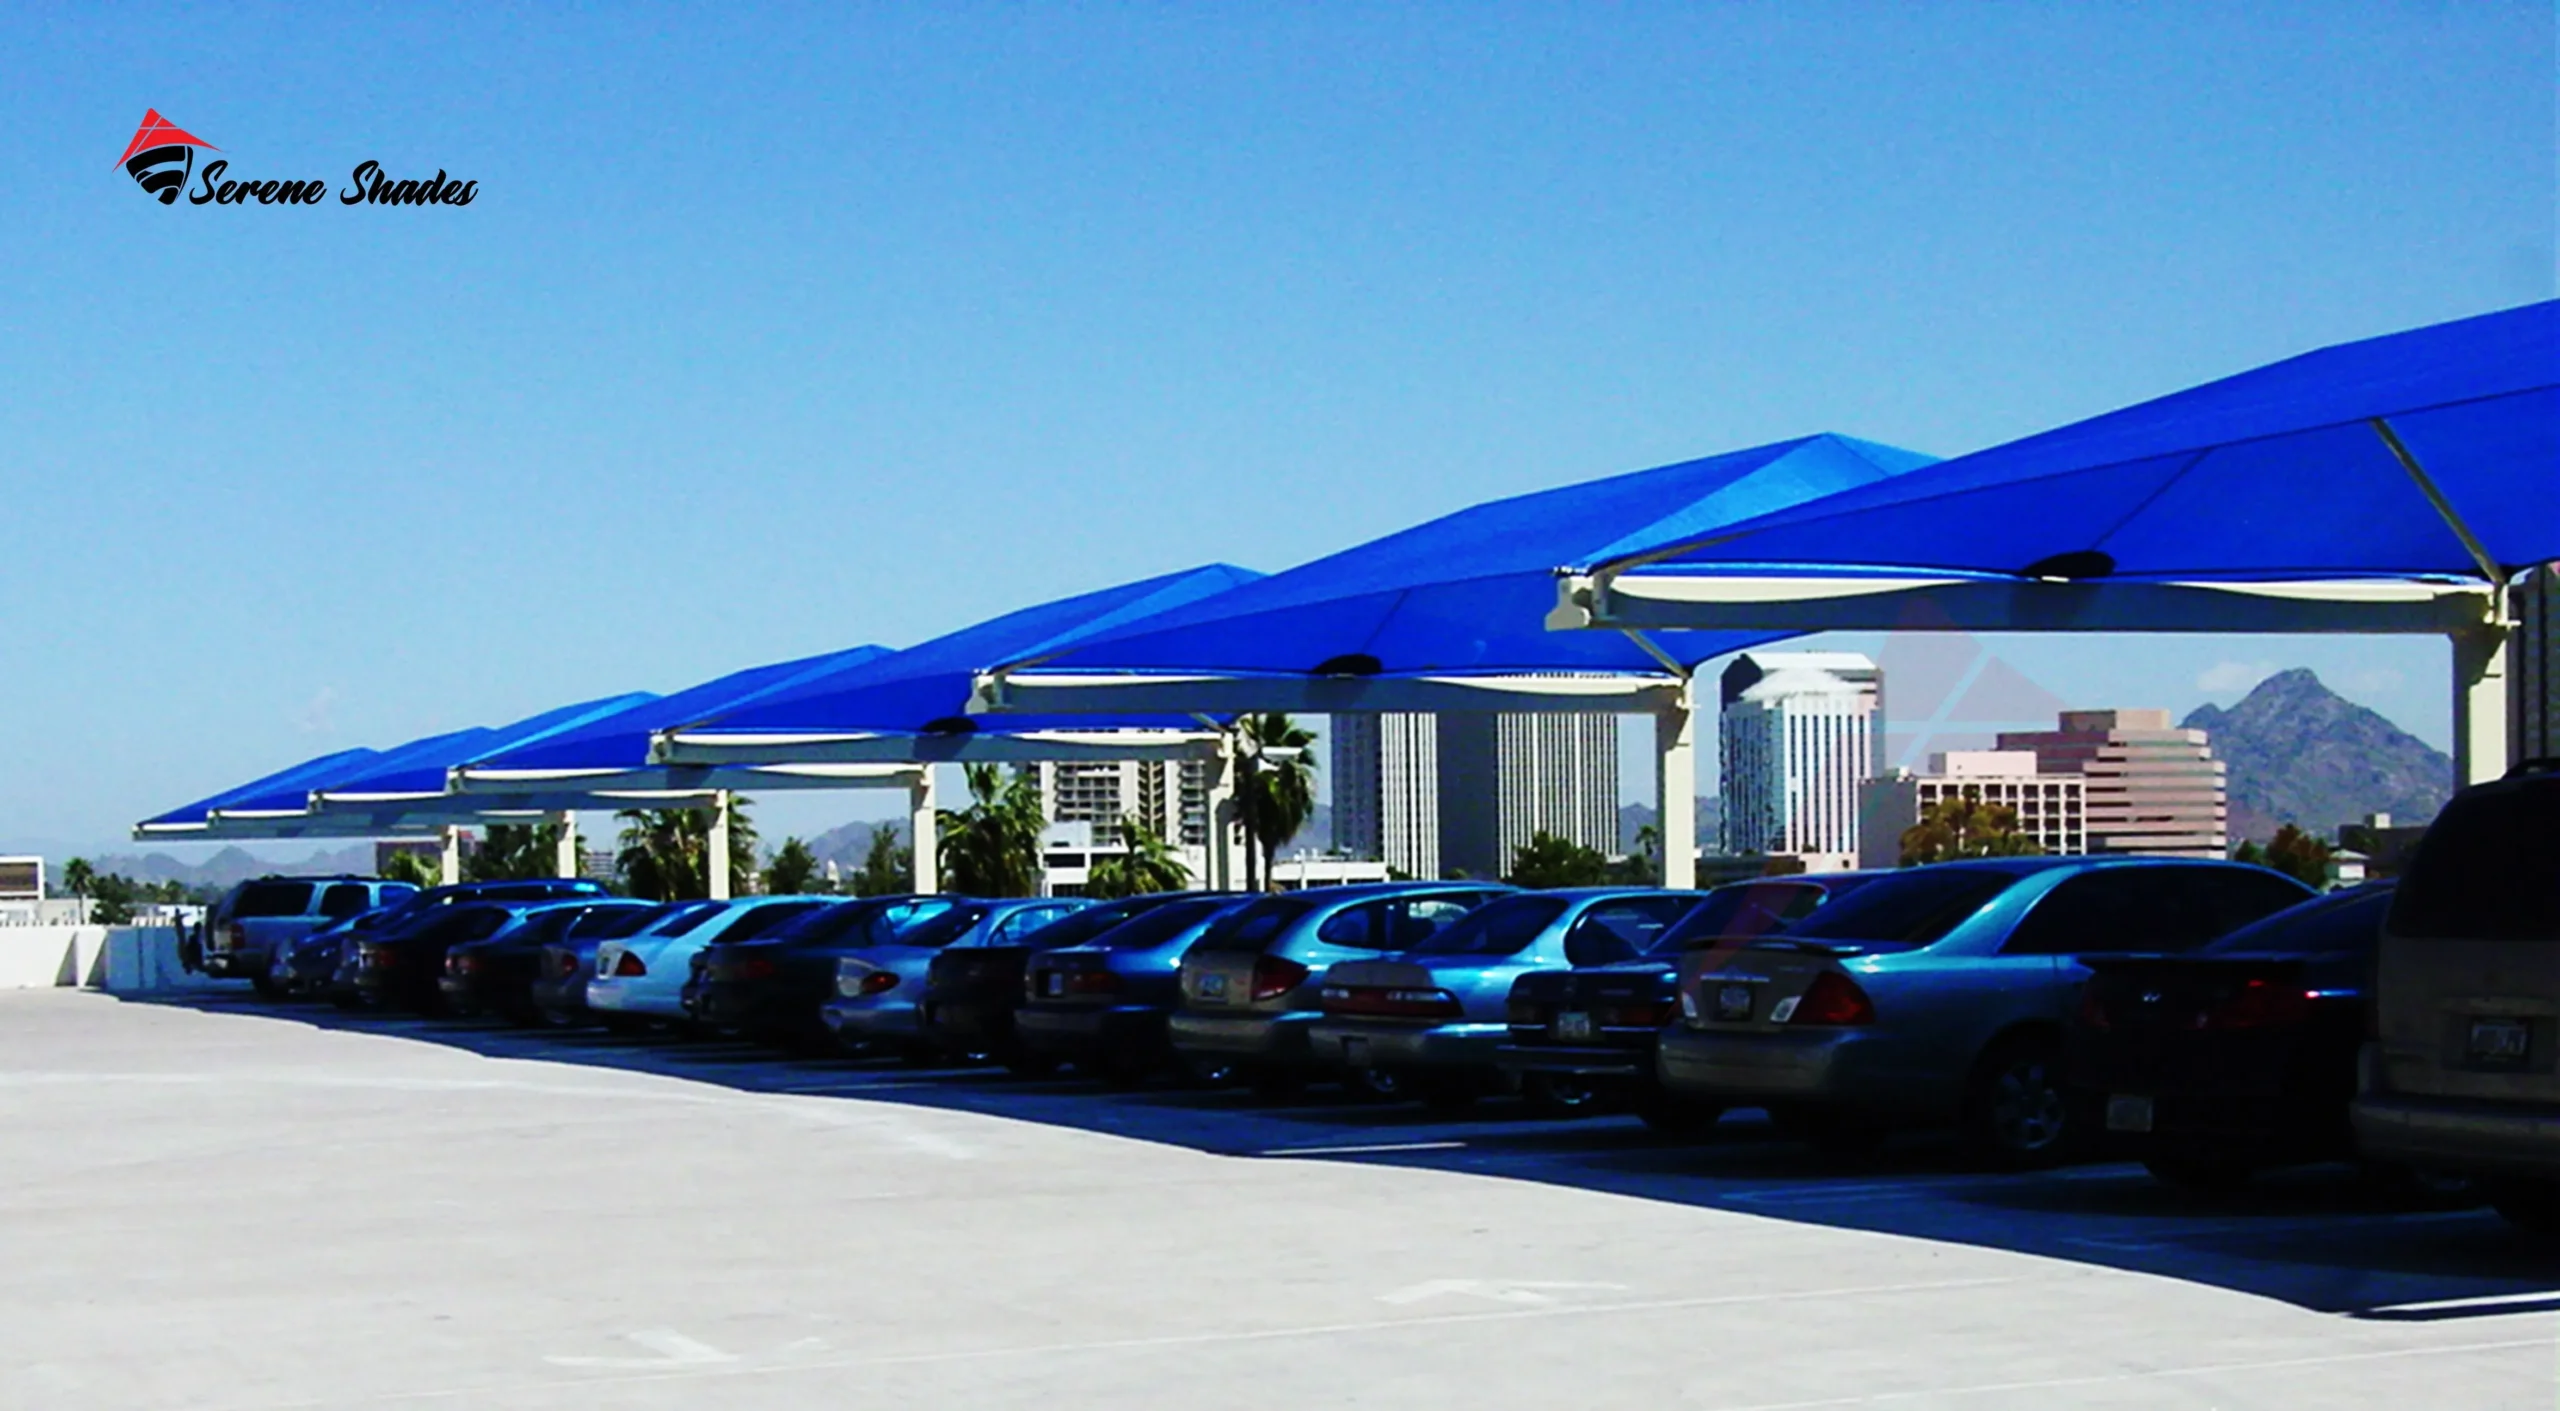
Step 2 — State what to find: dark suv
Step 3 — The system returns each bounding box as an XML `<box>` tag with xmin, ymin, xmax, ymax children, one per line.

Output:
<box><xmin>201</xmin><ymin>876</ymin><xmax>417</xmax><ymax>992</ymax></box>
<box><xmin>2354</xmin><ymin>759</ymin><xmax>2560</xmax><ymax>1230</ymax></box>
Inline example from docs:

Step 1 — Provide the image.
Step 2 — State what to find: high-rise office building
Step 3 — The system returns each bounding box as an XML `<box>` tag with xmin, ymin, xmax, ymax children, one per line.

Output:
<box><xmin>1719</xmin><ymin>651</ymin><xmax>1882</xmax><ymax>865</ymax></box>
<box><xmin>1034</xmin><ymin>760</ymin><xmax>1210</xmax><ymax>847</ymax></box>
<box><xmin>1857</xmin><ymin>750</ymin><xmax>2088</xmax><ymax>868</ymax></box>
<box><xmin>1332</xmin><ymin>711</ymin><xmax>1618</xmax><ymax>880</ymax></box>
<box><xmin>1996</xmin><ymin>709</ymin><xmax>2226</xmax><ymax>857</ymax></box>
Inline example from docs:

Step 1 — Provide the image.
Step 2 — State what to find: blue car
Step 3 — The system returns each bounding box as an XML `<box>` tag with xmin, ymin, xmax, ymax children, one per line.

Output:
<box><xmin>1018</xmin><ymin>894</ymin><xmax>1259</xmax><ymax>1084</ymax></box>
<box><xmin>1660</xmin><ymin>857</ymin><xmax>2313</xmax><ymax>1165</ymax></box>
<box><xmin>587</xmin><ymin>896</ymin><xmax>835</xmax><ymax>1029</ymax></box>
<box><xmin>822</xmin><ymin>898</ymin><xmax>1091</xmax><ymax>1058</ymax></box>
<box><xmin>1308</xmin><ymin>888</ymin><xmax>1708</xmax><ymax>1109</ymax></box>
<box><xmin>201</xmin><ymin>875</ymin><xmax>419</xmax><ymax>991</ymax></box>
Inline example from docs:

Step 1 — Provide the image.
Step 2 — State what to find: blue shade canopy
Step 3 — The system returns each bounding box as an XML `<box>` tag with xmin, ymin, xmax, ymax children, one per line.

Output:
<box><xmin>1587</xmin><ymin>301</ymin><xmax>2558</xmax><ymax>585</ymax></box>
<box><xmin>137</xmin><ymin>747</ymin><xmax>383</xmax><ymax>833</ymax></box>
<box><xmin>458</xmin><ymin>644</ymin><xmax>895</xmax><ymax>775</ymax></box>
<box><xmin>275</xmin><ymin>693</ymin><xmax>658</xmax><ymax>807</ymax></box>
<box><xmin>664</xmin><ymin>563</ymin><xmax>1263</xmax><ymax>740</ymax></box>
<box><xmin>987</xmin><ymin>435</ymin><xmax>1935</xmax><ymax>682</ymax></box>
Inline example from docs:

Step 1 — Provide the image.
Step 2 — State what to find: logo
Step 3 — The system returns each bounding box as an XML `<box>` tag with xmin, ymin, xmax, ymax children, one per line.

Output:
<box><xmin>118</xmin><ymin>109</ymin><xmax>218</xmax><ymax>204</ymax></box>
<box><xmin>116</xmin><ymin>109</ymin><xmax>477</xmax><ymax>209</ymax></box>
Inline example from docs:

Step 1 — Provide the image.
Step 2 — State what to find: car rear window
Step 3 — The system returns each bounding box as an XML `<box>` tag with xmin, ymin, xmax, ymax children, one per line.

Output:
<box><xmin>1191</xmin><ymin>897</ymin><xmax>1316</xmax><ymax>952</ymax></box>
<box><xmin>2390</xmin><ymin>779</ymin><xmax>2560</xmax><ymax>942</ymax></box>
<box><xmin>1095</xmin><ymin>897</ymin><xmax>1242</xmax><ymax>950</ymax></box>
<box><xmin>232</xmin><ymin>881</ymin><xmax>315</xmax><ymax>918</ymax></box>
<box><xmin>1409</xmin><ymin>895</ymin><xmax>1570</xmax><ymax>958</ymax></box>
<box><xmin>650</xmin><ymin>903</ymin><xmax>729</xmax><ymax>938</ymax></box>
<box><xmin>1012</xmin><ymin>896</ymin><xmax>1171</xmax><ymax>950</ymax></box>
<box><xmin>318</xmin><ymin>884</ymin><xmax>373</xmax><ymax>919</ymax></box>
<box><xmin>723</xmin><ymin>902</ymin><xmax>829</xmax><ymax>942</ymax></box>
<box><xmin>570</xmin><ymin>906</ymin><xmax>660</xmax><ymax>940</ymax></box>
<box><xmin>1565</xmin><ymin>895</ymin><xmax>1702</xmax><ymax>966</ymax></box>
<box><xmin>1657</xmin><ymin>881</ymin><xmax>1832</xmax><ymax>951</ymax></box>
<box><xmin>1785</xmin><ymin>869</ymin><xmax>2023</xmax><ymax>945</ymax></box>
<box><xmin>2201</xmin><ymin>886</ymin><xmax>2395</xmax><ymax>957</ymax></box>
<box><xmin>896</xmin><ymin>904</ymin><xmax>995</xmax><ymax>949</ymax></box>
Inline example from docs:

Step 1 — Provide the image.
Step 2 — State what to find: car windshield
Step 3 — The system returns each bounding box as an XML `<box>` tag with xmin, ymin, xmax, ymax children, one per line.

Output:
<box><xmin>2390</xmin><ymin>777</ymin><xmax>2560</xmax><ymax>942</ymax></box>
<box><xmin>1090</xmin><ymin>896</ymin><xmax>1240</xmax><ymax>950</ymax></box>
<box><xmin>1189</xmin><ymin>896</ymin><xmax>1316</xmax><ymax>952</ymax></box>
<box><xmin>1780</xmin><ymin>869</ymin><xmax>2024</xmax><ymax>945</ymax></box>
<box><xmin>231</xmin><ymin>881</ymin><xmax>315</xmax><ymax>918</ymax></box>
<box><xmin>1407</xmin><ymin>895</ymin><xmax>1571</xmax><ymax>957</ymax></box>
<box><xmin>1655</xmin><ymin>881</ymin><xmax>1832</xmax><ymax>952</ymax></box>
<box><xmin>2201</xmin><ymin>885</ymin><xmax>2395</xmax><ymax>957</ymax></box>
<box><xmin>1015</xmin><ymin>895</ymin><xmax>1176</xmax><ymax>950</ymax></box>
<box><xmin>894</xmin><ymin>904</ymin><xmax>995</xmax><ymax>950</ymax></box>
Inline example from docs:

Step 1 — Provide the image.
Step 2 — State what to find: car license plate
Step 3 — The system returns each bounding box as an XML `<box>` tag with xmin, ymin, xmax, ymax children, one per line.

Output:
<box><xmin>2469</xmin><ymin>1018</ymin><xmax>2532</xmax><ymax>1065</ymax></box>
<box><xmin>2106</xmin><ymin>1095</ymin><xmax>2155</xmax><ymax>1133</ymax></box>
<box><xmin>1555</xmin><ymin>1011</ymin><xmax>1594</xmax><ymax>1042</ymax></box>
<box><xmin>1043</xmin><ymin>972</ymin><xmax>1065</xmax><ymax>998</ymax></box>
<box><xmin>1341</xmin><ymin>1036</ymin><xmax>1371</xmax><ymax>1067</ymax></box>
<box><xmin>1198</xmin><ymin>974</ymin><xmax>1228</xmax><ymax>1000</ymax></box>
<box><xmin>1715</xmin><ymin>984</ymin><xmax>1755</xmax><ymax>1023</ymax></box>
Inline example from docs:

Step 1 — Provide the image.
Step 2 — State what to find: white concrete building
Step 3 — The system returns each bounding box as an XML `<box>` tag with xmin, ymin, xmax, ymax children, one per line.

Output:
<box><xmin>1857</xmin><ymin>750</ymin><xmax>2088</xmax><ymax>868</ymax></box>
<box><xmin>1719</xmin><ymin>652</ymin><xmax>1882</xmax><ymax>863</ymax></box>
<box><xmin>1034</xmin><ymin>760</ymin><xmax>1211</xmax><ymax>848</ymax></box>
<box><xmin>1334</xmin><ymin>711</ymin><xmax>1620</xmax><ymax>881</ymax></box>
<box><xmin>1997</xmin><ymin>709</ymin><xmax>2227</xmax><ymax>858</ymax></box>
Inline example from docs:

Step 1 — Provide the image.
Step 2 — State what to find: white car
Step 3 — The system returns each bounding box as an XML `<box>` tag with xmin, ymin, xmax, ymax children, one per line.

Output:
<box><xmin>586</xmin><ymin>896</ymin><xmax>833</xmax><ymax>1025</ymax></box>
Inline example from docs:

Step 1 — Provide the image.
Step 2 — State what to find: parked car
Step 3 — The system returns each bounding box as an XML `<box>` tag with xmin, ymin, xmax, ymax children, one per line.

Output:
<box><xmin>2354</xmin><ymin>759</ymin><xmax>2560</xmax><ymax>1232</ymax></box>
<box><xmin>822</xmin><ymin>898</ymin><xmax>1090</xmax><ymax>1058</ymax></box>
<box><xmin>351</xmin><ymin>900</ymin><xmax>539</xmax><ymax>1012</ymax></box>
<box><xmin>439</xmin><ymin>898</ymin><xmax>657</xmax><ymax>1022</ymax></box>
<box><xmin>1019</xmin><ymin>894</ymin><xmax>1259</xmax><ymax>1084</ymax></box>
<box><xmin>587</xmin><ymin>896</ymin><xmax>834</xmax><ymax>1030</ymax></box>
<box><xmin>1308</xmin><ymin>888</ymin><xmax>1707</xmax><ymax>1110</ymax></box>
<box><xmin>1170</xmin><ymin>883</ymin><xmax>1512</xmax><ymax>1096</ymax></box>
<box><xmin>1500</xmin><ymin>873</ymin><xmax>1882</xmax><ymax>1124</ymax></box>
<box><xmin>2072</xmin><ymin>883</ymin><xmax>2413</xmax><ymax>1191</ymax></box>
<box><xmin>201</xmin><ymin>875</ymin><xmax>417</xmax><ymax>991</ymax></box>
<box><xmin>922</xmin><ymin>893</ymin><xmax>1205</xmax><ymax>1072</ymax></box>
<box><xmin>688</xmin><ymin>895</ymin><xmax>958</xmax><ymax>1047</ymax></box>
<box><xmin>268</xmin><ymin>909</ymin><xmax>396</xmax><ymax>998</ymax></box>
<box><xmin>314</xmin><ymin>878</ymin><xmax>608</xmax><ymax>1011</ymax></box>
<box><xmin>533</xmin><ymin>901</ymin><xmax>718</xmax><ymax>1027</ymax></box>
<box><xmin>1660</xmin><ymin>857</ymin><xmax>2312</xmax><ymax>1164</ymax></box>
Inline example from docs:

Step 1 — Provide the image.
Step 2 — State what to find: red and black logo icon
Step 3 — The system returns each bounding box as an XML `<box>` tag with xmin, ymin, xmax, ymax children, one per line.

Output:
<box><xmin>119</xmin><ymin>109</ymin><xmax>219</xmax><ymax>204</ymax></box>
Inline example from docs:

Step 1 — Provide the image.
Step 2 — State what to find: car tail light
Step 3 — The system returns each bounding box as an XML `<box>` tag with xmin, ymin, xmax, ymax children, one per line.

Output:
<box><xmin>740</xmin><ymin>958</ymin><xmax>777</xmax><ymax>981</ymax></box>
<box><xmin>612</xmin><ymin>951</ymin><xmax>647</xmax><ymax>977</ymax></box>
<box><xmin>1249</xmin><ymin>956</ymin><xmax>1309</xmax><ymax>1003</ymax></box>
<box><xmin>224</xmin><ymin>923</ymin><xmax>247</xmax><ymax>953</ymax></box>
<box><xmin>362</xmin><ymin>945</ymin><xmax>394</xmax><ymax>970</ymax></box>
<box><xmin>2076</xmin><ymin>982</ymin><xmax>2112</xmax><ymax>1032</ymax></box>
<box><xmin>1320</xmin><ymin>985</ymin><xmax>1462</xmax><ymax>1019</ymax></box>
<box><xmin>1063</xmin><ymin>970</ymin><xmax>1120</xmax><ymax>996</ymax></box>
<box><xmin>858</xmin><ymin>971</ymin><xmax>900</xmax><ymax>996</ymax></box>
<box><xmin>544</xmin><ymin>949</ymin><xmax>573</xmax><ymax>978</ymax></box>
<box><xmin>1789</xmin><ymin>971</ymin><xmax>1874</xmax><ymax>1026</ymax></box>
<box><xmin>2194</xmin><ymin>977</ymin><xmax>2311</xmax><ymax>1031</ymax></box>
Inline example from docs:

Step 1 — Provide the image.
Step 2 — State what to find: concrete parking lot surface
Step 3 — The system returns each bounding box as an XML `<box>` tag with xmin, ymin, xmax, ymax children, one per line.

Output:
<box><xmin>1</xmin><ymin>991</ymin><xmax>2552</xmax><ymax>1409</ymax></box>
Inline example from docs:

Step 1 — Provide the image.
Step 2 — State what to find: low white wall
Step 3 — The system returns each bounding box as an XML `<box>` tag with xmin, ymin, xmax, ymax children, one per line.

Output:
<box><xmin>0</xmin><ymin>926</ymin><xmax>237</xmax><ymax>994</ymax></box>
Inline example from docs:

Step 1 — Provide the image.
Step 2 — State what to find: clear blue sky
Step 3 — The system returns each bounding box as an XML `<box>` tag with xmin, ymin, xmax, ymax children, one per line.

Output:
<box><xmin>3</xmin><ymin>3</ymin><xmax>2550</xmax><ymax>860</ymax></box>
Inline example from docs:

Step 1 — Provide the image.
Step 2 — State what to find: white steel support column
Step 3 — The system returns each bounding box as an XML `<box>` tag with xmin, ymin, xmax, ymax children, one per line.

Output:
<box><xmin>707</xmin><ymin>791</ymin><xmax>733</xmax><ymax>901</ymax></box>
<box><xmin>909</xmin><ymin>770</ymin><xmax>940</xmax><ymax>894</ymax></box>
<box><xmin>553</xmin><ymin>813</ymin><xmax>579</xmax><ymax>879</ymax></box>
<box><xmin>1655</xmin><ymin>682</ymin><xmax>1698</xmax><ymax>890</ymax></box>
<box><xmin>1204</xmin><ymin>737</ymin><xmax>1239</xmax><ymax>891</ymax></box>
<box><xmin>438</xmin><ymin>826</ymin><xmax>463</xmax><ymax>886</ymax></box>
<box><xmin>2454</xmin><ymin>619</ymin><xmax>2515</xmax><ymax>787</ymax></box>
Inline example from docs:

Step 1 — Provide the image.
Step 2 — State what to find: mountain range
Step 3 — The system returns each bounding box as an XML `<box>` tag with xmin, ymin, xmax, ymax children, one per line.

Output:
<box><xmin>2183</xmin><ymin>668</ymin><xmax>2452</xmax><ymax>842</ymax></box>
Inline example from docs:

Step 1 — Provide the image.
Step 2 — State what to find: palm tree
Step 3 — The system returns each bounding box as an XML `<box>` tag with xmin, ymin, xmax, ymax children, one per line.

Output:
<box><xmin>464</xmin><ymin>822</ymin><xmax>566</xmax><ymax>882</ymax></box>
<box><xmin>614</xmin><ymin>800</ymin><xmax>759</xmax><ymax>899</ymax></box>
<box><xmin>62</xmin><ymin>858</ymin><xmax>95</xmax><ymax>905</ymax></box>
<box><xmin>1898</xmin><ymin>795</ymin><xmax>2043</xmax><ymax>866</ymax></box>
<box><xmin>1087</xmin><ymin>813</ymin><xmax>1192</xmax><ymax>898</ymax></box>
<box><xmin>762</xmin><ymin>837</ymin><xmax>820</xmax><ymax>895</ymax></box>
<box><xmin>937</xmin><ymin>765</ymin><xmax>1046</xmax><ymax>897</ymax></box>
<box><xmin>851</xmin><ymin>823</ymin><xmax>912</xmax><ymax>897</ymax></box>
<box><xmin>1235</xmin><ymin>712</ymin><xmax>1318</xmax><ymax>892</ymax></box>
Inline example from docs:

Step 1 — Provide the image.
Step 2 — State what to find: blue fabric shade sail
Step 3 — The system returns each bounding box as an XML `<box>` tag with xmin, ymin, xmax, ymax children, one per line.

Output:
<box><xmin>456</xmin><ymin>644</ymin><xmax>895</xmax><ymax>778</ymax></box>
<box><xmin>136</xmin><ymin>747</ymin><xmax>384</xmax><ymax>834</ymax></box>
<box><xmin>655</xmin><ymin>563</ymin><xmax>1262</xmax><ymax>748</ymax></box>
<box><xmin>1584</xmin><ymin>301</ymin><xmax>2557</xmax><ymax>587</ymax></box>
<box><xmin>975</xmin><ymin>434</ymin><xmax>1935</xmax><ymax>689</ymax></box>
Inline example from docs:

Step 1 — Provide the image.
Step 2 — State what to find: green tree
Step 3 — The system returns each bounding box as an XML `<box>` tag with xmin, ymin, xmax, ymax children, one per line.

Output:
<box><xmin>763</xmin><ymin>836</ymin><xmax>820</xmax><ymax>895</ymax></box>
<box><xmin>2260</xmin><ymin>823</ymin><xmax>2335</xmax><ymax>889</ymax></box>
<box><xmin>1603</xmin><ymin>823</ymin><xmax>1662</xmax><ymax>886</ymax></box>
<box><xmin>1899</xmin><ymin>796</ymin><xmax>2045</xmax><ymax>866</ymax></box>
<box><xmin>464</xmin><ymin>823</ymin><xmax>566</xmax><ymax>882</ymax></box>
<box><xmin>851</xmin><ymin>823</ymin><xmax>913</xmax><ymax>897</ymax></box>
<box><xmin>379</xmin><ymin>850</ymin><xmax>441</xmax><ymax>890</ymax></box>
<box><xmin>2232</xmin><ymin>838</ymin><xmax>2268</xmax><ymax>866</ymax></box>
<box><xmin>614</xmin><ymin>800</ymin><xmax>759</xmax><ymax>901</ymax></box>
<box><xmin>1507</xmin><ymin>830</ymin><xmax>1612</xmax><ymax>889</ymax></box>
<box><xmin>62</xmin><ymin>858</ymin><xmax>96</xmax><ymax>905</ymax></box>
<box><xmin>1087</xmin><ymin>814</ymin><xmax>1193</xmax><ymax>899</ymax></box>
<box><xmin>938</xmin><ymin>765</ymin><xmax>1047</xmax><ymax>897</ymax></box>
<box><xmin>1235</xmin><ymin>712</ymin><xmax>1319</xmax><ymax>892</ymax></box>
<box><xmin>87</xmin><ymin>872</ymin><xmax>142</xmax><ymax>925</ymax></box>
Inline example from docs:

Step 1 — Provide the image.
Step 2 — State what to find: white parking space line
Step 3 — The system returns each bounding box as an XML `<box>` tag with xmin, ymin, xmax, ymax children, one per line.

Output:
<box><xmin>1255</xmin><ymin>1139</ymin><xmax>1471</xmax><ymax>1157</ymax></box>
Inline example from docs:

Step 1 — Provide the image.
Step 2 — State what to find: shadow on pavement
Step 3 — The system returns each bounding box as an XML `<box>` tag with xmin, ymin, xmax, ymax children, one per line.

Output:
<box><xmin>133</xmin><ymin>989</ymin><xmax>2559</xmax><ymax>1319</ymax></box>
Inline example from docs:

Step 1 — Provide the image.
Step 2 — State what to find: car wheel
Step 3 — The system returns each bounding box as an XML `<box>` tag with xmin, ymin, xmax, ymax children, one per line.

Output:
<box><xmin>1635</xmin><ymin>1092</ymin><xmax>1724</xmax><ymax>1139</ymax></box>
<box><xmin>2142</xmin><ymin>1155</ymin><xmax>2255</xmax><ymax>1194</ymax></box>
<box><xmin>1523</xmin><ymin>1073</ymin><xmax>1604</xmax><ymax>1118</ymax></box>
<box><xmin>1963</xmin><ymin>1034</ymin><xmax>2073</xmax><ymax>1168</ymax></box>
<box><xmin>1343</xmin><ymin>1066</ymin><xmax>1405</xmax><ymax>1102</ymax></box>
<box><xmin>2486</xmin><ymin>1180</ymin><xmax>2560</xmax><ymax>1235</ymax></box>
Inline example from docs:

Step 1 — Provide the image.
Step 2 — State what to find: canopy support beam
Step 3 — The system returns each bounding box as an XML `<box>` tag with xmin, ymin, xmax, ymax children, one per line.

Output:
<box><xmin>972</xmin><ymin>672</ymin><xmax>1684</xmax><ymax>718</ymax></box>
<box><xmin>1204</xmin><ymin>735</ymin><xmax>1239</xmax><ymax>891</ymax></box>
<box><xmin>707</xmin><ymin>791</ymin><xmax>733</xmax><ymax>901</ymax></box>
<box><xmin>909</xmin><ymin>771</ymin><xmax>939</xmax><ymax>894</ymax></box>
<box><xmin>438</xmin><ymin>826</ymin><xmax>462</xmax><ymax>886</ymax></box>
<box><xmin>553</xmin><ymin>813</ymin><xmax>579</xmax><ymax>880</ymax></box>
<box><xmin>1655</xmin><ymin>680</ymin><xmax>1698</xmax><ymax>890</ymax></box>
